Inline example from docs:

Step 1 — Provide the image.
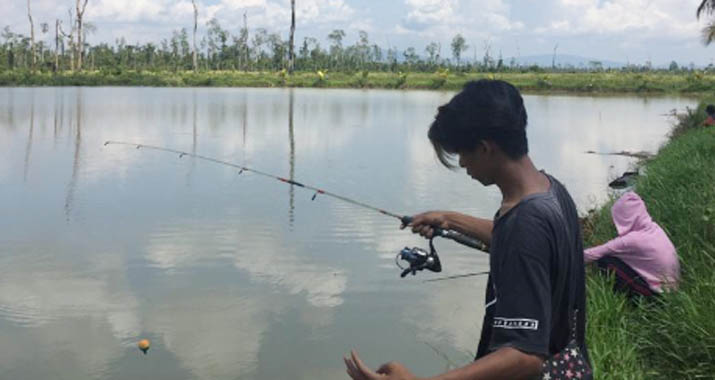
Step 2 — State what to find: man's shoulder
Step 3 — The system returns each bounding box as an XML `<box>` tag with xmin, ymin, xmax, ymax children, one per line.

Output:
<box><xmin>510</xmin><ymin>177</ymin><xmax>577</xmax><ymax>232</ymax></box>
<box><xmin>497</xmin><ymin>197</ymin><xmax>559</xmax><ymax>243</ymax></box>
<box><xmin>516</xmin><ymin>191</ymin><xmax>562</xmax><ymax>222</ymax></box>
<box><xmin>496</xmin><ymin>174</ymin><xmax>578</xmax><ymax>236</ymax></box>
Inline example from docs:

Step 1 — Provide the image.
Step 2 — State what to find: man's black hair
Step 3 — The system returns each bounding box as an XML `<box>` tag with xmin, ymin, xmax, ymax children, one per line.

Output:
<box><xmin>706</xmin><ymin>104</ymin><xmax>715</xmax><ymax>116</ymax></box>
<box><xmin>428</xmin><ymin>79</ymin><xmax>528</xmax><ymax>168</ymax></box>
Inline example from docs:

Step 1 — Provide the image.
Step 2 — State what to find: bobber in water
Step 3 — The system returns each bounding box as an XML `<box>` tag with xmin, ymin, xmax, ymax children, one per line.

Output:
<box><xmin>138</xmin><ymin>339</ymin><xmax>150</xmax><ymax>354</ymax></box>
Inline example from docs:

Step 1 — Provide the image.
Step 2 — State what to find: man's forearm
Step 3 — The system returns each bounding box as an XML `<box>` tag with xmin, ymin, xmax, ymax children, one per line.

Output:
<box><xmin>444</xmin><ymin>212</ymin><xmax>493</xmax><ymax>246</ymax></box>
<box><xmin>425</xmin><ymin>347</ymin><xmax>543</xmax><ymax>380</ymax></box>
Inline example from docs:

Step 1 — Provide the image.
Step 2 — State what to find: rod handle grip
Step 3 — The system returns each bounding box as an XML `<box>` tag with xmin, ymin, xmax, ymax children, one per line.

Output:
<box><xmin>401</xmin><ymin>216</ymin><xmax>489</xmax><ymax>252</ymax></box>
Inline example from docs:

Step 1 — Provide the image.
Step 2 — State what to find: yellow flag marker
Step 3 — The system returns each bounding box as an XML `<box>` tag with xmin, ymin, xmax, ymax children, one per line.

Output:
<box><xmin>138</xmin><ymin>339</ymin><xmax>151</xmax><ymax>354</ymax></box>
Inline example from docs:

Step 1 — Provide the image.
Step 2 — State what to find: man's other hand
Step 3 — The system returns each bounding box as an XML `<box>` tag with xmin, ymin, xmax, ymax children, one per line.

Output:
<box><xmin>344</xmin><ymin>350</ymin><xmax>419</xmax><ymax>380</ymax></box>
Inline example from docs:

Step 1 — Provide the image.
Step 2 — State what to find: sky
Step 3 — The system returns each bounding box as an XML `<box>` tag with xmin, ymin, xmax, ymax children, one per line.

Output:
<box><xmin>5</xmin><ymin>0</ymin><xmax>715</xmax><ymax>66</ymax></box>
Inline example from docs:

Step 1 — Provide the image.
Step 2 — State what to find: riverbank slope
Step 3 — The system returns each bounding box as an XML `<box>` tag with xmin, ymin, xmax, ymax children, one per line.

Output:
<box><xmin>1</xmin><ymin>70</ymin><xmax>714</xmax><ymax>95</ymax></box>
<box><xmin>584</xmin><ymin>102</ymin><xmax>715</xmax><ymax>379</ymax></box>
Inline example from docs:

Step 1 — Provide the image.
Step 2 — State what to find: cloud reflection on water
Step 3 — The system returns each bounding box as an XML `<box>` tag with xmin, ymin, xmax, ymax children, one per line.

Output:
<box><xmin>0</xmin><ymin>250</ymin><xmax>140</xmax><ymax>378</ymax></box>
<box><xmin>143</xmin><ymin>292</ymin><xmax>272</xmax><ymax>380</ymax></box>
<box><xmin>143</xmin><ymin>219</ymin><xmax>347</xmax><ymax>308</ymax></box>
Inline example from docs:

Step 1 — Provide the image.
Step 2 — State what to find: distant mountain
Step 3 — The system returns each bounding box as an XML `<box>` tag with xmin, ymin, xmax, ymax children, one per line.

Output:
<box><xmin>507</xmin><ymin>54</ymin><xmax>626</xmax><ymax>69</ymax></box>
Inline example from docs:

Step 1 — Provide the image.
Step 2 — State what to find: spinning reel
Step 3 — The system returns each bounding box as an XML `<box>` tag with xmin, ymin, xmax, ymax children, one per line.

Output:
<box><xmin>395</xmin><ymin>237</ymin><xmax>442</xmax><ymax>278</ymax></box>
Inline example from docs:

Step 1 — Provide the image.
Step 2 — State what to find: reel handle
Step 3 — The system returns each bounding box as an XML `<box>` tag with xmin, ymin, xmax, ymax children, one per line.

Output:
<box><xmin>400</xmin><ymin>267</ymin><xmax>413</xmax><ymax>278</ymax></box>
<box><xmin>401</xmin><ymin>216</ymin><xmax>489</xmax><ymax>252</ymax></box>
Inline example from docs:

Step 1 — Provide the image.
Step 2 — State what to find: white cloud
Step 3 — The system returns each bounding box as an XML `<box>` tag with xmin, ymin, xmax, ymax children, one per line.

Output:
<box><xmin>221</xmin><ymin>0</ymin><xmax>268</xmax><ymax>11</ymax></box>
<box><xmin>89</xmin><ymin>0</ymin><xmax>176</xmax><ymax>23</ymax></box>
<box><xmin>540</xmin><ymin>0</ymin><xmax>703</xmax><ymax>39</ymax></box>
<box><xmin>405</xmin><ymin>0</ymin><xmax>458</xmax><ymax>24</ymax></box>
<box><xmin>396</xmin><ymin>0</ymin><xmax>523</xmax><ymax>51</ymax></box>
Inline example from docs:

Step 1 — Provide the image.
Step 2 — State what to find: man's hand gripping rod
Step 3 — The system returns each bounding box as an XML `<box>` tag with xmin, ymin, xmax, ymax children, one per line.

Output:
<box><xmin>400</xmin><ymin>216</ymin><xmax>489</xmax><ymax>253</ymax></box>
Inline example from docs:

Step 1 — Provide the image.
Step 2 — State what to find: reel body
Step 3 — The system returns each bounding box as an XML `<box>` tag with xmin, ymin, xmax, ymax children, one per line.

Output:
<box><xmin>396</xmin><ymin>237</ymin><xmax>442</xmax><ymax>277</ymax></box>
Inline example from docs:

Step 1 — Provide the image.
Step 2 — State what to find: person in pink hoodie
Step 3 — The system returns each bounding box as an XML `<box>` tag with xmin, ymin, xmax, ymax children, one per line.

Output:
<box><xmin>585</xmin><ymin>191</ymin><xmax>680</xmax><ymax>298</ymax></box>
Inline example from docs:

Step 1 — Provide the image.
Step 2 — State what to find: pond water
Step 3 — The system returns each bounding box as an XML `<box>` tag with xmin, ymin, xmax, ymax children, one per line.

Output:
<box><xmin>0</xmin><ymin>87</ymin><xmax>695</xmax><ymax>379</ymax></box>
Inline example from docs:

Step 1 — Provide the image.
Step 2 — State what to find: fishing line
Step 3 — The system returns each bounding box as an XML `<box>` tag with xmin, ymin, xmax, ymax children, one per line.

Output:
<box><xmin>423</xmin><ymin>271</ymin><xmax>490</xmax><ymax>283</ymax></box>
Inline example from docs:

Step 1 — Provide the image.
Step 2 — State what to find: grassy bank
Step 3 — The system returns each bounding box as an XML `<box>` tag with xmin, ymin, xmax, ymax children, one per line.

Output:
<box><xmin>584</xmin><ymin>102</ymin><xmax>715</xmax><ymax>379</ymax></box>
<box><xmin>1</xmin><ymin>70</ymin><xmax>715</xmax><ymax>94</ymax></box>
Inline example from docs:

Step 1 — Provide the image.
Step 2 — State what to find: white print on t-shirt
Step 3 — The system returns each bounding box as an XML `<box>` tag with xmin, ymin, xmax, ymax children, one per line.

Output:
<box><xmin>493</xmin><ymin>317</ymin><xmax>539</xmax><ymax>330</ymax></box>
<box><xmin>485</xmin><ymin>281</ymin><xmax>498</xmax><ymax>309</ymax></box>
<box><xmin>485</xmin><ymin>296</ymin><xmax>497</xmax><ymax>309</ymax></box>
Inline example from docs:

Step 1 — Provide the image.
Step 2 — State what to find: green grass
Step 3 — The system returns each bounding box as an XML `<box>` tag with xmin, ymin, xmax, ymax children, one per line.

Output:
<box><xmin>2</xmin><ymin>69</ymin><xmax>715</xmax><ymax>94</ymax></box>
<box><xmin>584</xmin><ymin>103</ymin><xmax>715</xmax><ymax>379</ymax></box>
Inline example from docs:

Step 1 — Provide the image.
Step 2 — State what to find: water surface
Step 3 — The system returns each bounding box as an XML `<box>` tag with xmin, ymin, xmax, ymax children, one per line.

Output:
<box><xmin>0</xmin><ymin>87</ymin><xmax>695</xmax><ymax>379</ymax></box>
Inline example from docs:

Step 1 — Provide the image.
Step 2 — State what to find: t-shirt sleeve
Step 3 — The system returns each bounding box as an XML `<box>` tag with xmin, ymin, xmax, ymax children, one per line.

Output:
<box><xmin>488</xmin><ymin>213</ymin><xmax>552</xmax><ymax>357</ymax></box>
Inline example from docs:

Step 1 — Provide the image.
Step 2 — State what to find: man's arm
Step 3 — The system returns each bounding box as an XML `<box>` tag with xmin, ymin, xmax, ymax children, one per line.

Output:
<box><xmin>345</xmin><ymin>347</ymin><xmax>543</xmax><ymax>380</ymax></box>
<box><xmin>404</xmin><ymin>211</ymin><xmax>493</xmax><ymax>246</ymax></box>
<box><xmin>426</xmin><ymin>347</ymin><xmax>543</xmax><ymax>380</ymax></box>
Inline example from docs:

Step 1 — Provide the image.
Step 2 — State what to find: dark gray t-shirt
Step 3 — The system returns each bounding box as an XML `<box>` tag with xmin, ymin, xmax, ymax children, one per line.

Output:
<box><xmin>475</xmin><ymin>174</ymin><xmax>588</xmax><ymax>361</ymax></box>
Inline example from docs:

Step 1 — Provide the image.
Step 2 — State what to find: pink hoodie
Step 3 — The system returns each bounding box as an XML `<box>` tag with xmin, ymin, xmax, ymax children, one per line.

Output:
<box><xmin>585</xmin><ymin>191</ymin><xmax>680</xmax><ymax>292</ymax></box>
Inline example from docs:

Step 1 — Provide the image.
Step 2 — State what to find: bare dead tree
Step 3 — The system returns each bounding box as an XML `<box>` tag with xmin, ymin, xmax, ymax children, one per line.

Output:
<box><xmin>76</xmin><ymin>0</ymin><xmax>89</xmax><ymax>70</ymax></box>
<box><xmin>288</xmin><ymin>0</ymin><xmax>295</xmax><ymax>73</ymax></box>
<box><xmin>482</xmin><ymin>39</ymin><xmax>492</xmax><ymax>68</ymax></box>
<box><xmin>192</xmin><ymin>0</ymin><xmax>198</xmax><ymax>71</ymax></box>
<box><xmin>55</xmin><ymin>19</ymin><xmax>60</xmax><ymax>71</ymax></box>
<box><xmin>243</xmin><ymin>12</ymin><xmax>249</xmax><ymax>70</ymax></box>
<box><xmin>59</xmin><ymin>10</ymin><xmax>75</xmax><ymax>71</ymax></box>
<box><xmin>27</xmin><ymin>0</ymin><xmax>36</xmax><ymax>70</ymax></box>
<box><xmin>552</xmin><ymin>43</ymin><xmax>559</xmax><ymax>69</ymax></box>
<box><xmin>82</xmin><ymin>22</ymin><xmax>96</xmax><ymax>69</ymax></box>
<box><xmin>40</xmin><ymin>22</ymin><xmax>48</xmax><ymax>65</ymax></box>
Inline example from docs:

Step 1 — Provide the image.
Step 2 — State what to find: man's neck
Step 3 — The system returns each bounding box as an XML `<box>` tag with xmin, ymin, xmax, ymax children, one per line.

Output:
<box><xmin>494</xmin><ymin>155</ymin><xmax>549</xmax><ymax>210</ymax></box>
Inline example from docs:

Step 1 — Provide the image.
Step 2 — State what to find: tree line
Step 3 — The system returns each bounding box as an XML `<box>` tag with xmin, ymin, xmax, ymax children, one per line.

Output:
<box><xmin>3</xmin><ymin>0</ymin><xmax>713</xmax><ymax>74</ymax></box>
<box><xmin>1</xmin><ymin>17</ymin><xmax>485</xmax><ymax>73</ymax></box>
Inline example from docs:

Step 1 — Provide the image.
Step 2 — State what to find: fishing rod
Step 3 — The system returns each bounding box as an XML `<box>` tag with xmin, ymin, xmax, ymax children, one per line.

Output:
<box><xmin>103</xmin><ymin>140</ymin><xmax>490</xmax><ymax>276</ymax></box>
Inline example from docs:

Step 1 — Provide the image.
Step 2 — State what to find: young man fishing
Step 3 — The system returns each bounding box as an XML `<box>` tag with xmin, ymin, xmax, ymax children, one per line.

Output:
<box><xmin>344</xmin><ymin>80</ymin><xmax>591</xmax><ymax>380</ymax></box>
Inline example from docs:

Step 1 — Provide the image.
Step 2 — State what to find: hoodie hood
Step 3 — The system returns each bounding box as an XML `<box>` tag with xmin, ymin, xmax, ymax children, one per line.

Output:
<box><xmin>611</xmin><ymin>191</ymin><xmax>653</xmax><ymax>236</ymax></box>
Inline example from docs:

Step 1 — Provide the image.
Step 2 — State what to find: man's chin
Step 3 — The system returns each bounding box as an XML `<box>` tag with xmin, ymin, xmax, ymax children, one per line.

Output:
<box><xmin>471</xmin><ymin>175</ymin><xmax>492</xmax><ymax>186</ymax></box>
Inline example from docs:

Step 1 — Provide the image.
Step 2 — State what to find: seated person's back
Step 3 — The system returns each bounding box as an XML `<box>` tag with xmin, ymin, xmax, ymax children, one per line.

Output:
<box><xmin>585</xmin><ymin>191</ymin><xmax>680</xmax><ymax>296</ymax></box>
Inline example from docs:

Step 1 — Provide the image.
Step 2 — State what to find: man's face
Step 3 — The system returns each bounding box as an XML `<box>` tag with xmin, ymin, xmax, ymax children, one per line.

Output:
<box><xmin>458</xmin><ymin>142</ymin><xmax>494</xmax><ymax>185</ymax></box>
